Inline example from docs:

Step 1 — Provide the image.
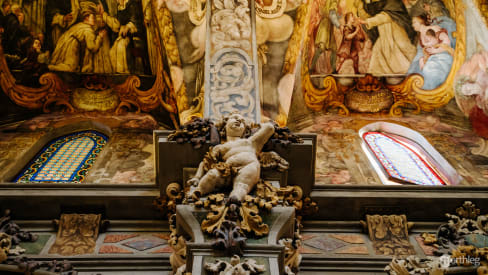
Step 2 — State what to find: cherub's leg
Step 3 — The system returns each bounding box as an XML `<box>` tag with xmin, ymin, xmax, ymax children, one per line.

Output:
<box><xmin>229</xmin><ymin>162</ymin><xmax>260</xmax><ymax>202</ymax></box>
<box><xmin>193</xmin><ymin>168</ymin><xmax>226</xmax><ymax>198</ymax></box>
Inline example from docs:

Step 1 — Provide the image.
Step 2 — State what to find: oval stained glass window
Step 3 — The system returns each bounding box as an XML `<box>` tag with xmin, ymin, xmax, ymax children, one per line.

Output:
<box><xmin>363</xmin><ymin>132</ymin><xmax>445</xmax><ymax>186</ymax></box>
<box><xmin>15</xmin><ymin>131</ymin><xmax>108</xmax><ymax>183</ymax></box>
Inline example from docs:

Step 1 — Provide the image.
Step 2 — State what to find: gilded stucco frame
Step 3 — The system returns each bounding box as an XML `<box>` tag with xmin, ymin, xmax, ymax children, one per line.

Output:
<box><xmin>300</xmin><ymin>0</ymin><xmax>466</xmax><ymax>116</ymax></box>
<box><xmin>0</xmin><ymin>0</ymin><xmax>186</xmax><ymax>128</ymax></box>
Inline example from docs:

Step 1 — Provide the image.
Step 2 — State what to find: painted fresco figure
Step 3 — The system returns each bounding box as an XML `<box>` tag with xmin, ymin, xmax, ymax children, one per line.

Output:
<box><xmin>188</xmin><ymin>113</ymin><xmax>275</xmax><ymax>202</ymax></box>
<box><xmin>310</xmin><ymin>0</ymin><xmax>340</xmax><ymax>74</ymax></box>
<box><xmin>48</xmin><ymin>3</ymin><xmax>107</xmax><ymax>73</ymax></box>
<box><xmin>92</xmin><ymin>0</ymin><xmax>119</xmax><ymax>73</ymax></box>
<box><xmin>46</xmin><ymin>0</ymin><xmax>79</xmax><ymax>51</ymax></box>
<box><xmin>2</xmin><ymin>4</ymin><xmax>32</xmax><ymax>56</ymax></box>
<box><xmin>407</xmin><ymin>16</ymin><xmax>453</xmax><ymax>89</ymax></box>
<box><xmin>109</xmin><ymin>0</ymin><xmax>150</xmax><ymax>75</ymax></box>
<box><xmin>356</xmin><ymin>0</ymin><xmax>417</xmax><ymax>74</ymax></box>
<box><xmin>336</xmin><ymin>12</ymin><xmax>366</xmax><ymax>74</ymax></box>
<box><xmin>0</xmin><ymin>0</ymin><xmax>11</xmax><ymax>33</ymax></box>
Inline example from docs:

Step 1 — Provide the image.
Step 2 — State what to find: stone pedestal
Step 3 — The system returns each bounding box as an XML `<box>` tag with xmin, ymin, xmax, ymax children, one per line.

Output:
<box><xmin>175</xmin><ymin>205</ymin><xmax>295</xmax><ymax>275</ymax></box>
<box><xmin>154</xmin><ymin>130</ymin><xmax>317</xmax><ymax>196</ymax></box>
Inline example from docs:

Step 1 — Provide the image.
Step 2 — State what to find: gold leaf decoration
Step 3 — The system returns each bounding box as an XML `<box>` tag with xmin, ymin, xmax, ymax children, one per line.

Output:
<box><xmin>201</xmin><ymin>204</ymin><xmax>229</xmax><ymax>234</ymax></box>
<box><xmin>240</xmin><ymin>202</ymin><xmax>269</xmax><ymax>237</ymax></box>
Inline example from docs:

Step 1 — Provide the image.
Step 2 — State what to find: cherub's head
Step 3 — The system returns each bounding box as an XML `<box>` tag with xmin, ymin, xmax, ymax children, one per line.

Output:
<box><xmin>424</xmin><ymin>28</ymin><xmax>438</xmax><ymax>46</ymax></box>
<box><xmin>225</xmin><ymin>113</ymin><xmax>247</xmax><ymax>138</ymax></box>
<box><xmin>412</xmin><ymin>16</ymin><xmax>426</xmax><ymax>31</ymax></box>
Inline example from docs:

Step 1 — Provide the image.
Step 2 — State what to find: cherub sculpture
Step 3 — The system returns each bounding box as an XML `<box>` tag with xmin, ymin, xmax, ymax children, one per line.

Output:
<box><xmin>188</xmin><ymin>113</ymin><xmax>275</xmax><ymax>202</ymax></box>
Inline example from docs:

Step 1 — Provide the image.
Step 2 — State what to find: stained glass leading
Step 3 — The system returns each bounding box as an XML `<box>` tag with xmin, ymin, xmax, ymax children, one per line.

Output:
<box><xmin>15</xmin><ymin>131</ymin><xmax>108</xmax><ymax>183</ymax></box>
<box><xmin>363</xmin><ymin>132</ymin><xmax>445</xmax><ymax>186</ymax></box>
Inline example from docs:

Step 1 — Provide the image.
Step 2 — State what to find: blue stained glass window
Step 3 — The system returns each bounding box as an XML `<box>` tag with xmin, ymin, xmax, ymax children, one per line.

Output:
<box><xmin>15</xmin><ymin>131</ymin><xmax>108</xmax><ymax>183</ymax></box>
<box><xmin>363</xmin><ymin>132</ymin><xmax>446</xmax><ymax>186</ymax></box>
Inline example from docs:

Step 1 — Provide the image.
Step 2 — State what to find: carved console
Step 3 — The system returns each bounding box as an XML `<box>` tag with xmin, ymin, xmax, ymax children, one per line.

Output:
<box><xmin>154</xmin><ymin>117</ymin><xmax>317</xmax><ymax>274</ymax></box>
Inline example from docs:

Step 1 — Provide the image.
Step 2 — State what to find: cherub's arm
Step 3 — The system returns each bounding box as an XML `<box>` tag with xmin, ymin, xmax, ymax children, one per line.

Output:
<box><xmin>250</xmin><ymin>122</ymin><xmax>275</xmax><ymax>151</ymax></box>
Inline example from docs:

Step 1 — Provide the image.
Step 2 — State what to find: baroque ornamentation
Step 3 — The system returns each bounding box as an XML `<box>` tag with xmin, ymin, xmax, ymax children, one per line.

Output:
<box><xmin>189</xmin><ymin>0</ymin><xmax>207</xmax><ymax>25</ymax></box>
<box><xmin>434</xmin><ymin>201</ymin><xmax>488</xmax><ymax>253</ymax></box>
<box><xmin>301</xmin><ymin>0</ymin><xmax>466</xmax><ymax>116</ymax></box>
<box><xmin>362</xmin><ymin>214</ymin><xmax>416</xmax><ymax>256</ymax></box>
<box><xmin>283</xmin><ymin>3</ymin><xmax>308</xmax><ymax>74</ymax></box>
<box><xmin>0</xmin><ymin>210</ymin><xmax>38</xmax><ymax>247</ymax></box>
<box><xmin>204</xmin><ymin>255</ymin><xmax>266</xmax><ymax>275</ymax></box>
<box><xmin>385</xmin><ymin>256</ymin><xmax>446</xmax><ymax>275</ymax></box>
<box><xmin>156</xmin><ymin>2</ymin><xmax>189</xmax><ymax>119</ymax></box>
<box><xmin>279</xmin><ymin>238</ymin><xmax>301</xmax><ymax>275</ymax></box>
<box><xmin>0</xmin><ymin>233</ymin><xmax>11</xmax><ymax>263</ymax></box>
<box><xmin>210</xmin><ymin>0</ymin><xmax>251</xmax><ymax>51</ymax></box>
<box><xmin>255</xmin><ymin>0</ymin><xmax>286</xmax><ymax>18</ymax></box>
<box><xmin>49</xmin><ymin>214</ymin><xmax>102</xmax><ymax>256</ymax></box>
<box><xmin>0</xmin><ymin>0</ymin><xmax>179</xmax><ymax>129</ymax></box>
<box><xmin>207</xmin><ymin>49</ymin><xmax>258</xmax><ymax>121</ymax></box>
<box><xmin>385</xmin><ymin>201</ymin><xmax>488</xmax><ymax>274</ymax></box>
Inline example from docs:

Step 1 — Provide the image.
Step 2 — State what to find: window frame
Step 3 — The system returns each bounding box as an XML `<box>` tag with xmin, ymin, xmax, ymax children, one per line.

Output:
<box><xmin>359</xmin><ymin>122</ymin><xmax>462</xmax><ymax>186</ymax></box>
<box><xmin>14</xmin><ymin>130</ymin><xmax>108</xmax><ymax>184</ymax></box>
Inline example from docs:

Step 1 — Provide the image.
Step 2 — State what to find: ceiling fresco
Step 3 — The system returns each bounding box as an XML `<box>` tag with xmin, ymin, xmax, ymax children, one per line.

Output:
<box><xmin>0</xmin><ymin>0</ymin><xmax>487</xmax><ymax>140</ymax></box>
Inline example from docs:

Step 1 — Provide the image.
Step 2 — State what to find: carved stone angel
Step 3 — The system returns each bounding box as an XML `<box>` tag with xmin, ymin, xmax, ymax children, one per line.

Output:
<box><xmin>188</xmin><ymin>113</ymin><xmax>286</xmax><ymax>202</ymax></box>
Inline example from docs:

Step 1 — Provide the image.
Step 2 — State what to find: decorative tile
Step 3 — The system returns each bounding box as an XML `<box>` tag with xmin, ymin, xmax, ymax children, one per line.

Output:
<box><xmin>304</xmin><ymin>237</ymin><xmax>346</xmax><ymax>252</ymax></box>
<box><xmin>122</xmin><ymin>238</ymin><xmax>166</xmax><ymax>251</ymax></box>
<box><xmin>415</xmin><ymin>235</ymin><xmax>437</xmax><ymax>256</ymax></box>
<box><xmin>298</xmin><ymin>246</ymin><xmax>322</xmax><ymax>254</ymax></box>
<box><xmin>15</xmin><ymin>131</ymin><xmax>108</xmax><ymax>183</ymax></box>
<box><xmin>99</xmin><ymin>245</ymin><xmax>133</xmax><ymax>254</ymax></box>
<box><xmin>151</xmin><ymin>246</ymin><xmax>173</xmax><ymax>254</ymax></box>
<box><xmin>20</xmin><ymin>234</ymin><xmax>51</xmax><ymax>255</ymax></box>
<box><xmin>152</xmin><ymin>233</ymin><xmax>171</xmax><ymax>240</ymax></box>
<box><xmin>329</xmin><ymin>234</ymin><xmax>365</xmax><ymax>244</ymax></box>
<box><xmin>335</xmin><ymin>246</ymin><xmax>369</xmax><ymax>255</ymax></box>
<box><xmin>104</xmin><ymin>234</ymin><xmax>139</xmax><ymax>243</ymax></box>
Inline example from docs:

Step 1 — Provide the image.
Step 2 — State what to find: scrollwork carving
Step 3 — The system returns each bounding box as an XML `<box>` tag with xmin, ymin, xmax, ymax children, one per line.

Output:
<box><xmin>208</xmin><ymin>49</ymin><xmax>257</xmax><ymax>121</ymax></box>
<box><xmin>363</xmin><ymin>214</ymin><xmax>416</xmax><ymax>256</ymax></box>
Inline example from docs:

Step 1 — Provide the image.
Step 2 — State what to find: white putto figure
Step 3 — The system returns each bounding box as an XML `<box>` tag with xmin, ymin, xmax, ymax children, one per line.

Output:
<box><xmin>188</xmin><ymin>113</ymin><xmax>275</xmax><ymax>202</ymax></box>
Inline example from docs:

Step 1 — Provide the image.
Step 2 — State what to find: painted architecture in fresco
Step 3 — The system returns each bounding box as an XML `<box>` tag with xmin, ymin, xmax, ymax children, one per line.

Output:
<box><xmin>1</xmin><ymin>0</ymin><xmax>488</xmax><ymax>273</ymax></box>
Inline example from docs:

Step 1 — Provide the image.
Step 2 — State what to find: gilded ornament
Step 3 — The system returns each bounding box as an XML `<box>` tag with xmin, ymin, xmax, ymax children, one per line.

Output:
<box><xmin>239</xmin><ymin>202</ymin><xmax>269</xmax><ymax>237</ymax></box>
<box><xmin>421</xmin><ymin>233</ymin><xmax>438</xmax><ymax>245</ymax></box>
<box><xmin>0</xmin><ymin>233</ymin><xmax>11</xmax><ymax>263</ymax></box>
<box><xmin>255</xmin><ymin>0</ymin><xmax>286</xmax><ymax>18</ymax></box>
<box><xmin>49</xmin><ymin>214</ymin><xmax>101</xmax><ymax>256</ymax></box>
<box><xmin>283</xmin><ymin>3</ymin><xmax>308</xmax><ymax>74</ymax></box>
<box><xmin>301</xmin><ymin>0</ymin><xmax>466</xmax><ymax>116</ymax></box>
<box><xmin>279</xmin><ymin>238</ymin><xmax>301</xmax><ymax>275</ymax></box>
<box><xmin>156</xmin><ymin>2</ymin><xmax>189</xmax><ymax>118</ymax></box>
<box><xmin>363</xmin><ymin>214</ymin><xmax>416</xmax><ymax>256</ymax></box>
<box><xmin>189</xmin><ymin>0</ymin><xmax>206</xmax><ymax>25</ymax></box>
